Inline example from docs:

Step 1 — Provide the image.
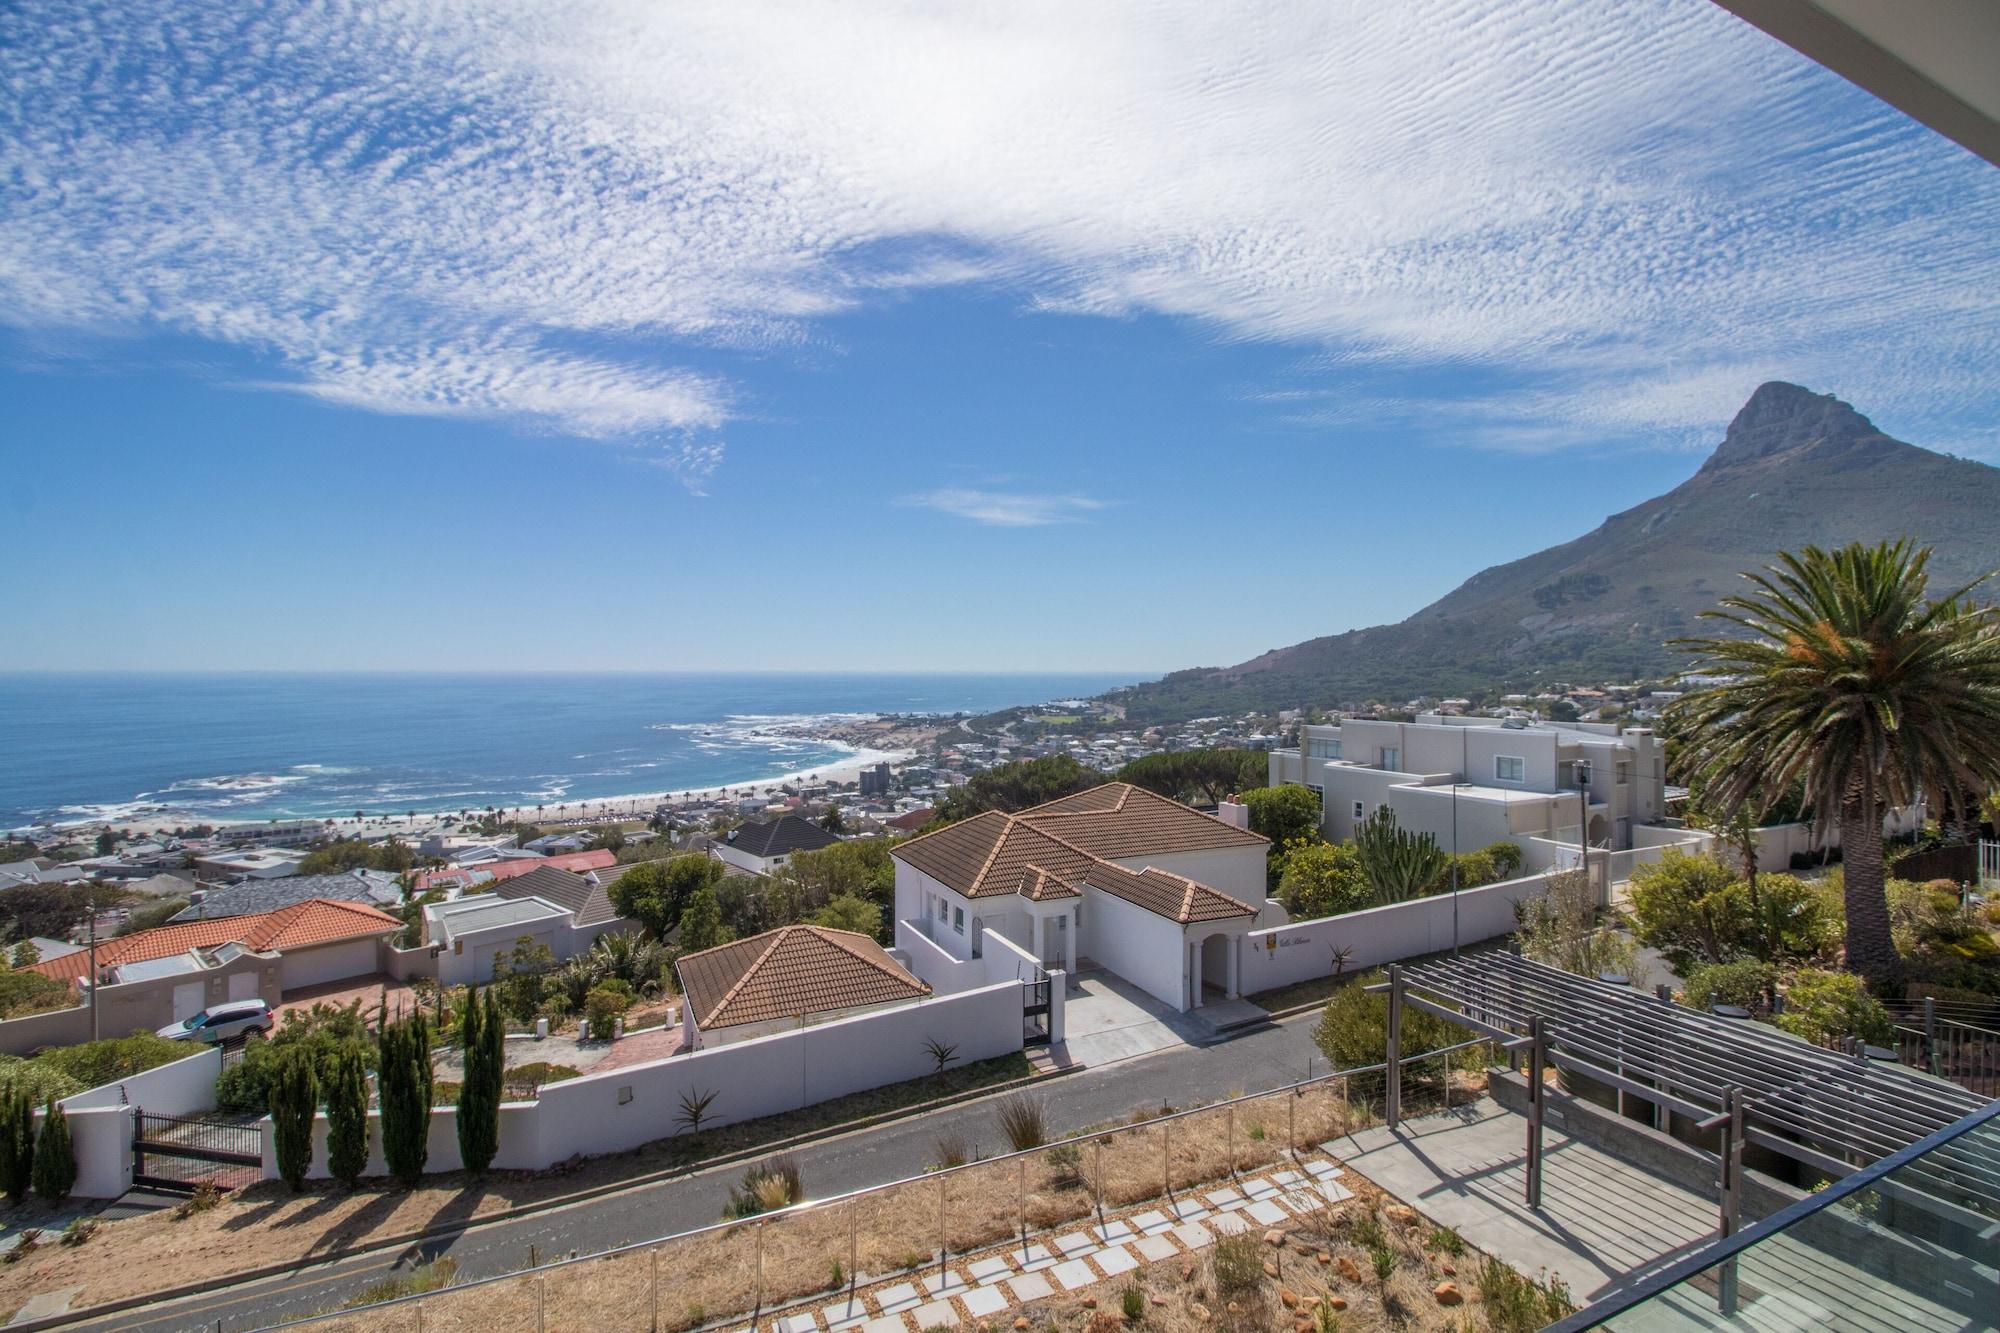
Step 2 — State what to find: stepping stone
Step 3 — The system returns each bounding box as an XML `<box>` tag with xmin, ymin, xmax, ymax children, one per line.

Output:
<box><xmin>963</xmin><ymin>1285</ymin><xmax>1010</xmax><ymax>1319</ymax></box>
<box><xmin>1169</xmin><ymin>1199</ymin><xmax>1210</xmax><ymax>1222</ymax></box>
<box><xmin>776</xmin><ymin>1315</ymin><xmax>821</xmax><ymax>1333</ymax></box>
<box><xmin>1204</xmin><ymin>1186</ymin><xmax>1243</xmax><ymax>1207</ymax></box>
<box><xmin>1135</xmin><ymin>1234</ymin><xmax>1179</xmax><ymax>1262</ymax></box>
<box><xmin>968</xmin><ymin>1256</ymin><xmax>1013</xmax><ymax>1284</ymax></box>
<box><xmin>861</xmin><ymin>1318</ymin><xmax>907</xmax><ymax>1333</ymax></box>
<box><xmin>1130</xmin><ymin>1209</ymin><xmax>1173</xmax><ymax>1234</ymax></box>
<box><xmin>1096</xmin><ymin>1245</ymin><xmax>1139</xmax><ymax>1277</ymax></box>
<box><xmin>1316</xmin><ymin>1180</ymin><xmax>1354</xmax><ymax>1204</ymax></box>
<box><xmin>1006</xmin><ymin>1272</ymin><xmax>1054</xmax><ymax>1303</ymax></box>
<box><xmin>1052</xmin><ymin>1258</ymin><xmax>1099</xmax><ymax>1291</ymax></box>
<box><xmin>922</xmin><ymin>1270</ymin><xmax>969</xmax><ymax>1298</ymax></box>
<box><xmin>1281</xmin><ymin>1190</ymin><xmax>1325</xmax><ymax>1215</ymax></box>
<box><xmin>1209</xmin><ymin>1212</ymin><xmax>1251</xmax><ymax>1236</ymax></box>
<box><xmin>1305</xmin><ymin>1160</ymin><xmax>1342</xmax><ymax>1179</ymax></box>
<box><xmin>1094</xmin><ymin>1219</ymin><xmax>1137</xmax><ymax>1245</ymax></box>
<box><xmin>1273</xmin><ymin>1170</ymin><xmax>1303</xmax><ymax>1187</ymax></box>
<box><xmin>1243</xmin><ymin>1178</ymin><xmax>1281</xmax><ymax>1200</ymax></box>
<box><xmin>1054</xmin><ymin>1232</ymin><xmax>1095</xmax><ymax>1257</ymax></box>
<box><xmin>1245</xmin><ymin>1199</ymin><xmax>1289</xmax><ymax>1226</ymax></box>
<box><xmin>911</xmin><ymin>1299</ymin><xmax>959</xmax><ymax>1328</ymax></box>
<box><xmin>825</xmin><ymin>1299</ymin><xmax>872</xmax><ymax>1332</ymax></box>
<box><xmin>1011</xmin><ymin>1242</ymin><xmax>1057</xmax><ymax>1272</ymax></box>
<box><xmin>1172</xmin><ymin>1221</ymin><xmax>1214</xmax><ymax>1249</ymax></box>
<box><xmin>875</xmin><ymin>1282</ymin><xmax>921</xmax><ymax>1314</ymax></box>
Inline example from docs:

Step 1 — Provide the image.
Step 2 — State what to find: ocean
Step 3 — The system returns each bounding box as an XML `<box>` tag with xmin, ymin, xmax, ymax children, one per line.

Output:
<box><xmin>0</xmin><ymin>672</ymin><xmax>1135</xmax><ymax>830</ymax></box>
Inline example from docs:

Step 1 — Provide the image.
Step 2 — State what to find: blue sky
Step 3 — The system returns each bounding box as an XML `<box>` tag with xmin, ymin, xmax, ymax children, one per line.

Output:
<box><xmin>2</xmin><ymin>1</ymin><xmax>1996</xmax><ymax>676</ymax></box>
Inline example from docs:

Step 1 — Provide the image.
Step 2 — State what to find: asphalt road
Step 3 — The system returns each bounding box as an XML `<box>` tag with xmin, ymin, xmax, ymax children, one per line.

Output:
<box><xmin>66</xmin><ymin>1010</ymin><xmax>1329</xmax><ymax>1333</ymax></box>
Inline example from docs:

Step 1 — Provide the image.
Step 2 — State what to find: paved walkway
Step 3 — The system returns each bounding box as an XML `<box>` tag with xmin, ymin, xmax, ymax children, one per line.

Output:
<box><xmin>1337</xmin><ymin>1098</ymin><xmax>1721</xmax><ymax>1303</ymax></box>
<box><xmin>1058</xmin><ymin>970</ymin><xmax>1268</xmax><ymax>1068</ymax></box>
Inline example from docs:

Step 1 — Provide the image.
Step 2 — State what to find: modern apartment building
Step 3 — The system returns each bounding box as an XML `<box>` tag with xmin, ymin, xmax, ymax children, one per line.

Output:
<box><xmin>1269</xmin><ymin>714</ymin><xmax>1668</xmax><ymax>854</ymax></box>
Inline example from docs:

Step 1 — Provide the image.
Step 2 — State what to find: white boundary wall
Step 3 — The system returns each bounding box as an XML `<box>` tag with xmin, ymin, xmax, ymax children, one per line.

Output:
<box><xmin>1241</xmin><ymin>871</ymin><xmax>1559</xmax><ymax>994</ymax></box>
<box><xmin>51</xmin><ymin>1047</ymin><xmax>221</xmax><ymax>1198</ymax></box>
<box><xmin>283</xmin><ymin>975</ymin><xmax>1025</xmax><ymax>1181</ymax></box>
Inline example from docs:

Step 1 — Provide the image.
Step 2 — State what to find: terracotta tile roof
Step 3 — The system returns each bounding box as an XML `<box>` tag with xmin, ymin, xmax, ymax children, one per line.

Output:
<box><xmin>891</xmin><ymin>811</ymin><xmax>1097</xmax><ymax>900</ymax></box>
<box><xmin>1018</xmin><ymin>783</ymin><xmax>1268</xmax><ymax>860</ymax></box>
<box><xmin>675</xmin><ymin>925</ymin><xmax>930</xmax><ymax>1031</ymax></box>
<box><xmin>24</xmin><ymin>899</ymin><xmax>401</xmax><ymax>984</ymax></box>
<box><xmin>891</xmin><ymin>783</ymin><xmax>1263</xmax><ymax>925</ymax></box>
<box><xmin>1081</xmin><ymin>862</ymin><xmax>1257</xmax><ymax>925</ymax></box>
<box><xmin>884</xmin><ymin>808</ymin><xmax>934</xmax><ymax>833</ymax></box>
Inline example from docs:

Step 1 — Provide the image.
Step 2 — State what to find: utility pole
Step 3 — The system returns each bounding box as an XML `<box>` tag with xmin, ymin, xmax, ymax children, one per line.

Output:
<box><xmin>87</xmin><ymin>893</ymin><xmax>100</xmax><ymax>1042</ymax></box>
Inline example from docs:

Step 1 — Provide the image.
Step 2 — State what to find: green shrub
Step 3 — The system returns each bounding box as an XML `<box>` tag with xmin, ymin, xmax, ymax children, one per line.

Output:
<box><xmin>34</xmin><ymin>1030</ymin><xmax>190</xmax><ymax>1091</ymax></box>
<box><xmin>31</xmin><ymin>1099</ymin><xmax>74</xmax><ymax>1202</ymax></box>
<box><xmin>582</xmin><ymin>985</ymin><xmax>632</xmax><ymax>1036</ymax></box>
<box><xmin>1776</xmin><ymin>970</ymin><xmax>1893</xmax><ymax>1046</ymax></box>
<box><xmin>0</xmin><ymin>1057</ymin><xmax>83</xmax><ymax>1105</ymax></box>
<box><xmin>1312</xmin><ymin>971</ymin><xmax>1483</xmax><ymax>1098</ymax></box>
<box><xmin>1211</xmin><ymin>1231</ymin><xmax>1264</xmax><ymax>1293</ymax></box>
<box><xmin>1121</xmin><ymin>1285</ymin><xmax>1145</xmax><ymax>1320</ymax></box>
<box><xmin>1239</xmin><ymin>785</ymin><xmax>1324</xmax><ymax>850</ymax></box>
<box><xmin>1683</xmin><ymin>960</ymin><xmax>1775</xmax><ymax>1012</ymax></box>
<box><xmin>377</xmin><ymin>1015</ymin><xmax>433</xmax><ymax>1186</ymax></box>
<box><xmin>325</xmin><ymin>1040</ymin><xmax>370</xmax><ymax>1188</ymax></box>
<box><xmin>1484</xmin><ymin>841</ymin><xmax>1525</xmax><ymax>878</ymax></box>
<box><xmin>0</xmin><ymin>970</ymin><xmax>78</xmax><ymax>1021</ymax></box>
<box><xmin>269</xmin><ymin>1049</ymin><xmax>319</xmax><ymax>1192</ymax></box>
<box><xmin>1278</xmin><ymin>840</ymin><xmax>1372</xmax><ymax>920</ymax></box>
<box><xmin>0</xmin><ymin>1085</ymin><xmax>34</xmax><ymax>1202</ymax></box>
<box><xmin>1478</xmin><ymin>1255</ymin><xmax>1575</xmax><ymax>1331</ymax></box>
<box><xmin>501</xmin><ymin>1061</ymin><xmax>580</xmax><ymax>1088</ymax></box>
<box><xmin>723</xmin><ymin>1157</ymin><xmax>803</xmax><ymax>1219</ymax></box>
<box><xmin>456</xmin><ymin>987</ymin><xmax>501</xmax><ymax>1177</ymax></box>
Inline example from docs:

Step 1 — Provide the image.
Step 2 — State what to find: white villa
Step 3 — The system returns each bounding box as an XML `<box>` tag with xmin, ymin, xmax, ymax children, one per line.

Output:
<box><xmin>1269</xmin><ymin>715</ymin><xmax>1669</xmax><ymax>855</ymax></box>
<box><xmin>891</xmin><ymin>783</ymin><xmax>1272</xmax><ymax>1013</ymax></box>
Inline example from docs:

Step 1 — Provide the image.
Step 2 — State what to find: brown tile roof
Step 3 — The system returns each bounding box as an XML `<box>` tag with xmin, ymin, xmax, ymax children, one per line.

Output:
<box><xmin>1018</xmin><ymin>783</ymin><xmax>1268</xmax><ymax>860</ymax></box>
<box><xmin>24</xmin><ymin>899</ymin><xmax>401</xmax><ymax>984</ymax></box>
<box><xmin>891</xmin><ymin>783</ymin><xmax>1263</xmax><ymax>925</ymax></box>
<box><xmin>1081</xmin><ymin>861</ymin><xmax>1257</xmax><ymax>924</ymax></box>
<box><xmin>675</xmin><ymin>925</ymin><xmax>930</xmax><ymax>1031</ymax></box>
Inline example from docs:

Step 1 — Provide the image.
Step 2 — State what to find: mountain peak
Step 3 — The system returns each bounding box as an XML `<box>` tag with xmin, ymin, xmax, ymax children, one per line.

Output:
<box><xmin>1703</xmin><ymin>381</ymin><xmax>1881</xmax><ymax>469</ymax></box>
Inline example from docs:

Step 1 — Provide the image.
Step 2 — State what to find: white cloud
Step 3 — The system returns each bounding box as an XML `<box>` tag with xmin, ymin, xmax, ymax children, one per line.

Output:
<box><xmin>1</xmin><ymin>0</ymin><xmax>1995</xmax><ymax>465</ymax></box>
<box><xmin>898</xmin><ymin>488</ymin><xmax>1109</xmax><ymax>527</ymax></box>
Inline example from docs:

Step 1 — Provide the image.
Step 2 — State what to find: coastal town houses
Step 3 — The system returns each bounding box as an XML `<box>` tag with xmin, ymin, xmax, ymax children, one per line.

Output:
<box><xmin>1269</xmin><ymin>714</ymin><xmax>1669</xmax><ymax>854</ymax></box>
<box><xmin>675</xmin><ymin>924</ymin><xmax>931</xmax><ymax>1050</ymax></box>
<box><xmin>891</xmin><ymin>782</ymin><xmax>1271</xmax><ymax>1014</ymax></box>
<box><xmin>423</xmin><ymin>862</ymin><xmax>639</xmax><ymax>985</ymax></box>
<box><xmin>713</xmin><ymin>813</ymin><xmax>840</xmax><ymax>876</ymax></box>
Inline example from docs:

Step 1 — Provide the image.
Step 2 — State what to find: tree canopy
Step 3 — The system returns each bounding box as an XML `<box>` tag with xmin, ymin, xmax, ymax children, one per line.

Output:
<box><xmin>609</xmin><ymin>855</ymin><xmax>720</xmax><ymax>938</ymax></box>
<box><xmin>298</xmin><ymin>837</ymin><xmax>415</xmax><ymax>876</ymax></box>
<box><xmin>930</xmin><ymin>755</ymin><xmax>1101</xmax><ymax>825</ymax></box>
<box><xmin>1238</xmin><ymin>785</ymin><xmax>1322</xmax><ymax>848</ymax></box>
<box><xmin>1116</xmin><ymin>749</ymin><xmax>1267</xmax><ymax>805</ymax></box>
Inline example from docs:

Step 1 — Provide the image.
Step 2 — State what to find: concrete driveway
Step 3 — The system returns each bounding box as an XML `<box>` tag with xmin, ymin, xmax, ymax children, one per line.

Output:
<box><xmin>1058</xmin><ymin>969</ymin><xmax>1265</xmax><ymax>1067</ymax></box>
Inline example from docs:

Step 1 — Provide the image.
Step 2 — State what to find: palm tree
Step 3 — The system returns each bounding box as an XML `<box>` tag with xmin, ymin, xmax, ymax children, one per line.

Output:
<box><xmin>1669</xmin><ymin>542</ymin><xmax>2000</xmax><ymax>985</ymax></box>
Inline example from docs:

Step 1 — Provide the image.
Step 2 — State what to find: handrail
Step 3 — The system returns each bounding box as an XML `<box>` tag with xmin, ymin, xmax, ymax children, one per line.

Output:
<box><xmin>1541</xmin><ymin>1098</ymin><xmax>2000</xmax><ymax>1331</ymax></box>
<box><xmin>250</xmin><ymin>1035</ymin><xmax>1492</xmax><ymax>1331</ymax></box>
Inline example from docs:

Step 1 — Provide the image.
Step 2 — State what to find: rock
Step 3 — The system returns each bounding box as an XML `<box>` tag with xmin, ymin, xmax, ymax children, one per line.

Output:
<box><xmin>1315</xmin><ymin>1251</ymin><xmax>1332</xmax><ymax>1265</ymax></box>
<box><xmin>1082</xmin><ymin>1296</ymin><xmax>1097</xmax><ymax>1309</ymax></box>
<box><xmin>1226</xmin><ymin>1301</ymin><xmax>1243</xmax><ymax>1315</ymax></box>
<box><xmin>1294</xmin><ymin>1322</ymin><xmax>1314</xmax><ymax>1333</ymax></box>
<box><xmin>1280</xmin><ymin>1288</ymin><xmax>1300</xmax><ymax>1308</ymax></box>
<box><xmin>1385</xmin><ymin>1205</ymin><xmax>1420</xmax><ymax>1226</ymax></box>
<box><xmin>1264</xmin><ymin>1228</ymin><xmax>1287</xmax><ymax>1247</ymax></box>
<box><xmin>1150</xmin><ymin>1296</ymin><xmax>1167</xmax><ymax>1307</ymax></box>
<box><xmin>1262</xmin><ymin>1260</ymin><xmax>1279</xmax><ymax>1278</ymax></box>
<box><xmin>1322</xmin><ymin>1295</ymin><xmax>1348</xmax><ymax>1312</ymax></box>
<box><xmin>1435</xmin><ymin>1281</ymin><xmax>1464</xmax><ymax>1306</ymax></box>
<box><xmin>1190</xmin><ymin>1303</ymin><xmax>1212</xmax><ymax>1324</ymax></box>
<box><xmin>1439</xmin><ymin>1261</ymin><xmax>1456</xmax><ymax>1276</ymax></box>
<box><xmin>1337</xmin><ymin>1256</ymin><xmax>1363</xmax><ymax>1282</ymax></box>
<box><xmin>1181</xmin><ymin>1261</ymin><xmax>1198</xmax><ymax>1281</ymax></box>
<box><xmin>1014</xmin><ymin>1320</ymin><xmax>1030</xmax><ymax>1331</ymax></box>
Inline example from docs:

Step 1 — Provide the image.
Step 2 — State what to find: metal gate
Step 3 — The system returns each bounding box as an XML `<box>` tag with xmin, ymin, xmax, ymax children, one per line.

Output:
<box><xmin>1981</xmin><ymin>839</ymin><xmax>1999</xmax><ymax>890</ymax></box>
<box><xmin>132</xmin><ymin>1109</ymin><xmax>264</xmax><ymax>1194</ymax></box>
<box><xmin>1022</xmin><ymin>976</ymin><xmax>1051</xmax><ymax>1047</ymax></box>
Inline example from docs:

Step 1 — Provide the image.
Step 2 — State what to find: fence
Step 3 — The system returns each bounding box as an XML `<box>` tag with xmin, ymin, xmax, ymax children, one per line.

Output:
<box><xmin>50</xmin><ymin>1046</ymin><xmax>224</xmax><ymax>1199</ymax></box>
<box><xmin>259</xmin><ymin>1035</ymin><xmax>1495</xmax><ymax>1333</ymax></box>
<box><xmin>1883</xmin><ymin>999</ymin><xmax>2000</xmax><ymax>1098</ymax></box>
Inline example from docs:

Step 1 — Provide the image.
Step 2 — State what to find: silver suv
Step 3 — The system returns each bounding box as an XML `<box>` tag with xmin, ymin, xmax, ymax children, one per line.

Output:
<box><xmin>157</xmin><ymin>999</ymin><xmax>275</xmax><ymax>1043</ymax></box>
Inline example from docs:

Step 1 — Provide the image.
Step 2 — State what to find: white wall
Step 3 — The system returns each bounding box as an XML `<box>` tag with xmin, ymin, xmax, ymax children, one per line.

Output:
<box><xmin>277</xmin><ymin>976</ymin><xmax>1026</xmax><ymax>1181</ymax></box>
<box><xmin>1079</xmin><ymin>890</ymin><xmax>1188</xmax><ymax>1009</ymax></box>
<box><xmin>54</xmin><ymin>1046</ymin><xmax>221</xmax><ymax>1198</ymax></box>
<box><xmin>1107</xmin><ymin>845</ymin><xmax>1267</xmax><ymax>906</ymax></box>
<box><xmin>1240</xmin><ymin>871</ymin><xmax>1559</xmax><ymax>995</ymax></box>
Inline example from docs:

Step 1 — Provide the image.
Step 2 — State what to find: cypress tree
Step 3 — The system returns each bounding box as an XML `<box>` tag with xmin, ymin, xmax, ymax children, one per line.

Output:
<box><xmin>270</xmin><ymin>1049</ymin><xmax>319</xmax><ymax>1191</ymax></box>
<box><xmin>378</xmin><ymin>1015</ymin><xmax>434</xmax><ymax>1186</ymax></box>
<box><xmin>31</xmin><ymin>1098</ymin><xmax>74</xmax><ymax>1203</ymax></box>
<box><xmin>325</xmin><ymin>1039</ymin><xmax>370</xmax><ymax>1188</ymax></box>
<box><xmin>0</xmin><ymin>1086</ymin><xmax>32</xmax><ymax>1203</ymax></box>
<box><xmin>456</xmin><ymin>985</ymin><xmax>500</xmax><ymax>1176</ymax></box>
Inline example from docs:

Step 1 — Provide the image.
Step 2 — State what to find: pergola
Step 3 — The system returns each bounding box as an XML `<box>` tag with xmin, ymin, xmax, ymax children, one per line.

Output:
<box><xmin>1372</xmin><ymin>953</ymin><xmax>1998</xmax><ymax>1307</ymax></box>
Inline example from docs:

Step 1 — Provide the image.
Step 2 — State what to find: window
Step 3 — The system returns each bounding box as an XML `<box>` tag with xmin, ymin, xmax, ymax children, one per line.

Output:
<box><xmin>953</xmin><ymin>906</ymin><xmax>964</xmax><ymax>934</ymax></box>
<box><xmin>1307</xmin><ymin>737</ymin><xmax>1342</xmax><ymax>760</ymax></box>
<box><xmin>1494</xmin><ymin>755</ymin><xmax>1525</xmax><ymax>783</ymax></box>
<box><xmin>1380</xmin><ymin>746</ymin><xmax>1400</xmax><ymax>771</ymax></box>
<box><xmin>1352</xmin><ymin>801</ymin><xmax>1366</xmax><ymax>820</ymax></box>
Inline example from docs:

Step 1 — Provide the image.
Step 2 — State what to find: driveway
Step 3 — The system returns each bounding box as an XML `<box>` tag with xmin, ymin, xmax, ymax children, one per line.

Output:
<box><xmin>273</xmin><ymin>973</ymin><xmax>419</xmax><ymax>1026</ymax></box>
<box><xmin>1058</xmin><ymin>968</ymin><xmax>1267</xmax><ymax>1067</ymax></box>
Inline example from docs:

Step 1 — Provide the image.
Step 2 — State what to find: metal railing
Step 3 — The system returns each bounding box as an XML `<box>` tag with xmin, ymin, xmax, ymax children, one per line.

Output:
<box><xmin>1883</xmin><ymin>998</ymin><xmax>2000</xmax><ymax>1097</ymax></box>
<box><xmin>253</xmin><ymin>1036</ymin><xmax>1493</xmax><ymax>1332</ymax></box>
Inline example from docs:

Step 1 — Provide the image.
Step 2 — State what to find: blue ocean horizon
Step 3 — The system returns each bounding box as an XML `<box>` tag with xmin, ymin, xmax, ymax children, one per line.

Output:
<box><xmin>0</xmin><ymin>671</ymin><xmax>1138</xmax><ymax>830</ymax></box>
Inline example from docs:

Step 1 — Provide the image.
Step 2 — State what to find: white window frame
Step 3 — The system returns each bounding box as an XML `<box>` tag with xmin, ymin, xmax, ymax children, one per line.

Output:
<box><xmin>1380</xmin><ymin>746</ymin><xmax>1400</xmax><ymax>771</ymax></box>
<box><xmin>952</xmin><ymin>905</ymin><xmax>965</xmax><ymax>935</ymax></box>
<box><xmin>1352</xmin><ymin>800</ymin><xmax>1366</xmax><ymax>820</ymax></box>
<box><xmin>1494</xmin><ymin>755</ymin><xmax>1525</xmax><ymax>783</ymax></box>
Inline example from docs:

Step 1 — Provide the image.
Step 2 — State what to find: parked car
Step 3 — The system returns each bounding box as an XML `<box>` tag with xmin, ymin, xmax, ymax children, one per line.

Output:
<box><xmin>157</xmin><ymin>999</ymin><xmax>274</xmax><ymax>1043</ymax></box>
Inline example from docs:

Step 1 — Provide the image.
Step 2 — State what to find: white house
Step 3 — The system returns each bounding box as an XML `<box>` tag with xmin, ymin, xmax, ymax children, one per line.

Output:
<box><xmin>713</xmin><ymin>814</ymin><xmax>841</xmax><ymax>876</ymax></box>
<box><xmin>1269</xmin><ymin>715</ymin><xmax>1668</xmax><ymax>854</ymax></box>
<box><xmin>891</xmin><ymin>783</ymin><xmax>1270</xmax><ymax>1013</ymax></box>
<box><xmin>423</xmin><ymin>863</ymin><xmax>638</xmax><ymax>985</ymax></box>
<box><xmin>674</xmin><ymin>924</ymin><xmax>932</xmax><ymax>1050</ymax></box>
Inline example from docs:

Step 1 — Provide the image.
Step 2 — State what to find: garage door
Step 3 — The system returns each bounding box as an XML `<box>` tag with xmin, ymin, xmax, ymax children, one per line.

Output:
<box><xmin>280</xmin><ymin>938</ymin><xmax>379</xmax><ymax>991</ymax></box>
<box><xmin>228</xmin><ymin>971</ymin><xmax>261</xmax><ymax>1002</ymax></box>
<box><xmin>171</xmin><ymin>981</ymin><xmax>205</xmax><ymax>1022</ymax></box>
<box><xmin>472</xmin><ymin>940</ymin><xmax>506</xmax><ymax>983</ymax></box>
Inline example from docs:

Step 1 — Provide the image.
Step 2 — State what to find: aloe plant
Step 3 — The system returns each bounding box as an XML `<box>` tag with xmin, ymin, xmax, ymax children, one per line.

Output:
<box><xmin>1354</xmin><ymin>806</ymin><xmax>1447</xmax><ymax>903</ymax></box>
